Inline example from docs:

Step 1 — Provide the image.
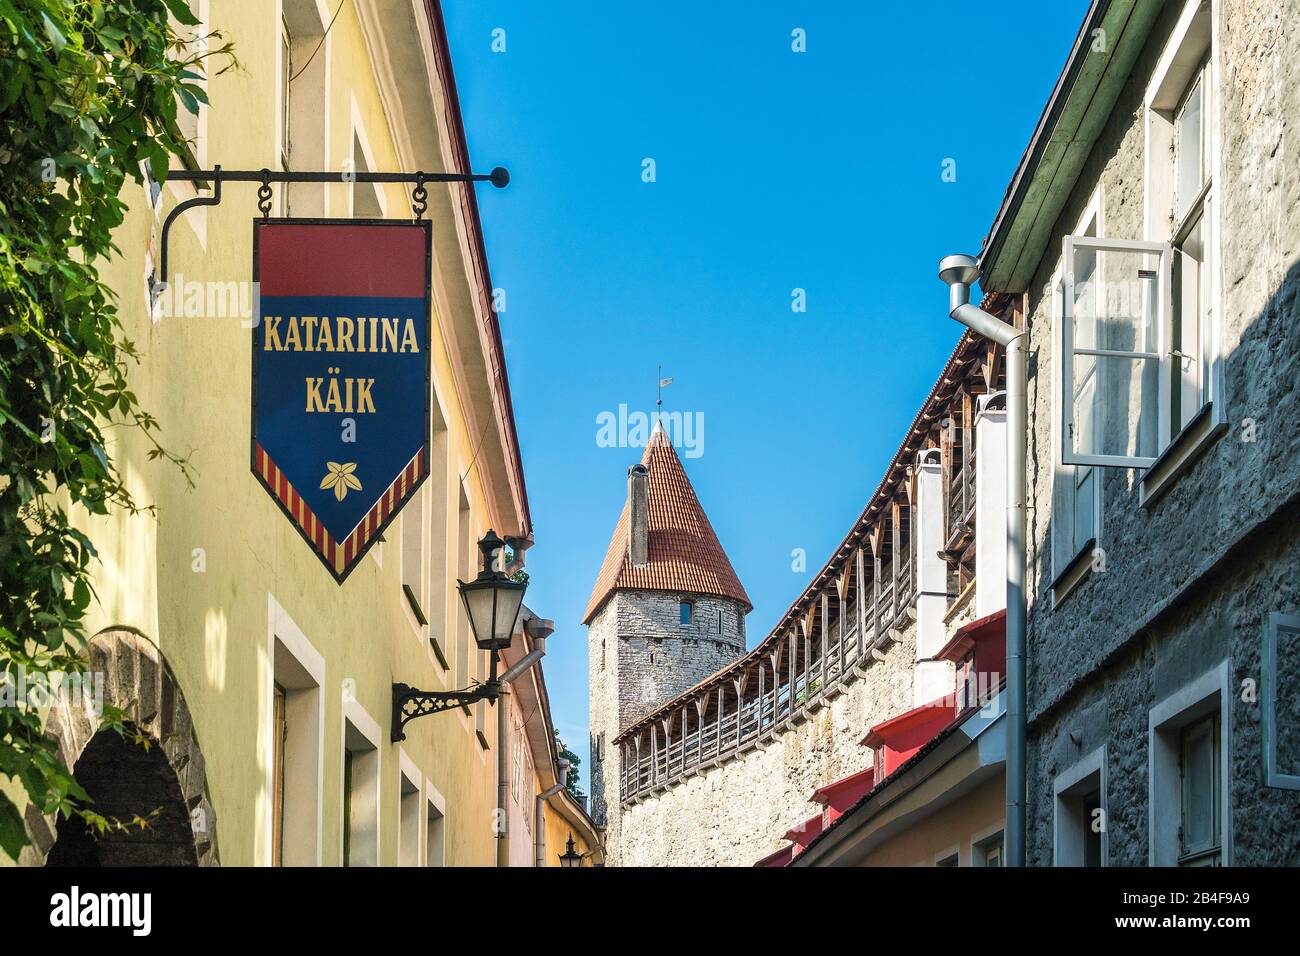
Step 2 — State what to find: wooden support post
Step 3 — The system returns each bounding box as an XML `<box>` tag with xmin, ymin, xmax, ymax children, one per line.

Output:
<box><xmin>803</xmin><ymin>604</ymin><xmax>816</xmax><ymax>700</ymax></box>
<box><xmin>733</xmin><ymin>672</ymin><xmax>747</xmax><ymax>747</ymax></box>
<box><xmin>787</xmin><ymin>631</ymin><xmax>797</xmax><ymax>705</ymax></box>
<box><xmin>650</xmin><ymin>724</ymin><xmax>658</xmax><ymax>786</ymax></box>
<box><xmin>837</xmin><ymin>589</ymin><xmax>847</xmax><ymax>677</ymax></box>
<box><xmin>819</xmin><ymin>592</ymin><xmax>830</xmax><ymax>691</ymax></box>
<box><xmin>855</xmin><ymin>547</ymin><xmax>867</xmax><ymax>659</ymax></box>
<box><xmin>764</xmin><ymin>647</ymin><xmax>774</xmax><ymax>723</ymax></box>
<box><xmin>680</xmin><ymin>706</ymin><xmax>688</xmax><ymax>774</ymax></box>
<box><xmin>891</xmin><ymin>500</ymin><xmax>903</xmax><ymax>623</ymax></box>
<box><xmin>870</xmin><ymin>527</ymin><xmax>883</xmax><ymax>643</ymax></box>
<box><xmin>695</xmin><ymin>695</ymin><xmax>707</xmax><ymax>766</ymax></box>
<box><xmin>716</xmin><ymin>685</ymin><xmax>725</xmax><ymax>758</ymax></box>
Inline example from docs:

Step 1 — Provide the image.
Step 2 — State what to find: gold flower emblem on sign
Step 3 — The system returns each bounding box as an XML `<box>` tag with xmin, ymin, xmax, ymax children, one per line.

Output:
<box><xmin>320</xmin><ymin>461</ymin><xmax>362</xmax><ymax>501</ymax></box>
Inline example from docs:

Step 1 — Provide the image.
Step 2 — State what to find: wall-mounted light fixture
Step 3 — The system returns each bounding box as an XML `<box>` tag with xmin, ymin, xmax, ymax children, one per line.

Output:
<box><xmin>391</xmin><ymin>530</ymin><xmax>526</xmax><ymax>741</ymax></box>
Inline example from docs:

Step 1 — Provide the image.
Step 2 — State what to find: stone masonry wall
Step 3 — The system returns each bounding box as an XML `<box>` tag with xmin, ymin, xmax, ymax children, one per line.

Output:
<box><xmin>588</xmin><ymin>589</ymin><xmax>746</xmax><ymax>849</ymax></box>
<box><xmin>616</xmin><ymin>621</ymin><xmax>919</xmax><ymax>867</ymax></box>
<box><xmin>1019</xmin><ymin>0</ymin><xmax>1300</xmax><ymax>864</ymax></box>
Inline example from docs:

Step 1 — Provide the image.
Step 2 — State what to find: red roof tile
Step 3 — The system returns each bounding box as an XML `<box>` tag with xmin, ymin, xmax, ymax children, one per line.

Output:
<box><xmin>583</xmin><ymin>428</ymin><xmax>750</xmax><ymax>623</ymax></box>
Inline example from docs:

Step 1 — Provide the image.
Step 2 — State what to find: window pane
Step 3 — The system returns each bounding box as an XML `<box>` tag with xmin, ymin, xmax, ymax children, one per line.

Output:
<box><xmin>272</xmin><ymin>684</ymin><xmax>286</xmax><ymax>867</ymax></box>
<box><xmin>1073</xmin><ymin>354</ymin><xmax>1160</xmax><ymax>461</ymax></box>
<box><xmin>342</xmin><ymin>750</ymin><xmax>353</xmax><ymax>867</ymax></box>
<box><xmin>1084</xmin><ymin>792</ymin><xmax>1102</xmax><ymax>867</ymax></box>
<box><xmin>1069</xmin><ymin>245</ymin><xmax>1162</xmax><ymax>462</ymax></box>
<box><xmin>1074</xmin><ymin>246</ymin><xmax>1099</xmax><ymax>350</ymax></box>
<box><xmin>1173</xmin><ymin>214</ymin><xmax>1206</xmax><ymax>431</ymax></box>
<box><xmin>1200</xmin><ymin>200</ymin><xmax>1214</xmax><ymax>404</ymax></box>
<box><xmin>1180</xmin><ymin>717</ymin><xmax>1218</xmax><ymax>856</ymax></box>
<box><xmin>1074</xmin><ymin>247</ymin><xmax>1158</xmax><ymax>354</ymax></box>
<box><xmin>1175</xmin><ymin>76</ymin><xmax>1203</xmax><ymax>220</ymax></box>
<box><xmin>1073</xmin><ymin>467</ymin><xmax>1095</xmax><ymax>553</ymax></box>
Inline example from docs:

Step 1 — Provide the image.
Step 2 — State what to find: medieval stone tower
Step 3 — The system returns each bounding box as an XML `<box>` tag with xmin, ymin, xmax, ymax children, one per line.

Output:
<box><xmin>584</xmin><ymin>428</ymin><xmax>750</xmax><ymax>862</ymax></box>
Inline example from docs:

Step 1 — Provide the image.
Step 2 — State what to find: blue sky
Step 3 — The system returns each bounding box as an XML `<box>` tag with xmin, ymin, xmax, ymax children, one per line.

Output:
<box><xmin>442</xmin><ymin>1</ymin><xmax>1090</xmax><ymax>793</ymax></box>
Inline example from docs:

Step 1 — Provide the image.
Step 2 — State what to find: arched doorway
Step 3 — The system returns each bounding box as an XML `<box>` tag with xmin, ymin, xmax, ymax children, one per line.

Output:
<box><xmin>19</xmin><ymin>629</ymin><xmax>219</xmax><ymax>867</ymax></box>
<box><xmin>46</xmin><ymin>724</ymin><xmax>197</xmax><ymax>866</ymax></box>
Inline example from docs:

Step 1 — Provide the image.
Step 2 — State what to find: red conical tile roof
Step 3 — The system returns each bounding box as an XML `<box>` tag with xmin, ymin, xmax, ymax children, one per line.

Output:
<box><xmin>583</xmin><ymin>429</ymin><xmax>750</xmax><ymax>623</ymax></box>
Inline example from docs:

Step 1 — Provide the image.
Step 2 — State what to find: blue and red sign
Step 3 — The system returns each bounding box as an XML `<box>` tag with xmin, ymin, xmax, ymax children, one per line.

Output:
<box><xmin>252</xmin><ymin>220</ymin><xmax>431</xmax><ymax>582</ymax></box>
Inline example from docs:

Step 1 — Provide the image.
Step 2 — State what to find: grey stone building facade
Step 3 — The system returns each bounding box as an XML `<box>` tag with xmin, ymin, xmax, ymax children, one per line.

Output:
<box><xmin>973</xmin><ymin>0</ymin><xmax>1300</xmax><ymax>865</ymax></box>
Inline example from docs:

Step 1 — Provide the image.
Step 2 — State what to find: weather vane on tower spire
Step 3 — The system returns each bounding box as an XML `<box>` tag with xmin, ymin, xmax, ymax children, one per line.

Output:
<box><xmin>656</xmin><ymin>365</ymin><xmax>672</xmax><ymax>432</ymax></box>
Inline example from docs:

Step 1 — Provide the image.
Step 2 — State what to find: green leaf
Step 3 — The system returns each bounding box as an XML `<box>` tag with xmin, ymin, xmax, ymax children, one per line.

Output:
<box><xmin>161</xmin><ymin>0</ymin><xmax>201</xmax><ymax>27</ymax></box>
<box><xmin>0</xmin><ymin>791</ymin><xmax>26</xmax><ymax>860</ymax></box>
<box><xmin>40</xmin><ymin>13</ymin><xmax>66</xmax><ymax>53</ymax></box>
<box><xmin>72</xmin><ymin>576</ymin><xmax>90</xmax><ymax>612</ymax></box>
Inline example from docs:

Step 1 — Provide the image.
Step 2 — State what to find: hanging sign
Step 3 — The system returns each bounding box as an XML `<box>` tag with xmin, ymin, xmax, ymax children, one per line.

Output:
<box><xmin>252</xmin><ymin>220</ymin><xmax>431</xmax><ymax>583</ymax></box>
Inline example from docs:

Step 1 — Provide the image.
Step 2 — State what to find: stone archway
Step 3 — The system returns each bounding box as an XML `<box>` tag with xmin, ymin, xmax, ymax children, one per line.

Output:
<box><xmin>19</xmin><ymin>628</ymin><xmax>219</xmax><ymax>867</ymax></box>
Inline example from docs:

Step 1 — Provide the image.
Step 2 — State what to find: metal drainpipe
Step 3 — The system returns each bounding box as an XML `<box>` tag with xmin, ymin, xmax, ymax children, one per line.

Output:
<box><xmin>496</xmin><ymin>685</ymin><xmax>512</xmax><ymax>867</ymax></box>
<box><xmin>535</xmin><ymin>772</ymin><xmax>567</xmax><ymax>867</ymax></box>
<box><xmin>939</xmin><ymin>254</ymin><xmax>1028</xmax><ymax>867</ymax></box>
<box><xmin>495</xmin><ymin>633</ymin><xmax>549</xmax><ymax>867</ymax></box>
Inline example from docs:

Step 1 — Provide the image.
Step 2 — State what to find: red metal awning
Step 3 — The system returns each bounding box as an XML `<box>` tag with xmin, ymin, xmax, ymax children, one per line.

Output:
<box><xmin>810</xmin><ymin>766</ymin><xmax>876</xmax><ymax>824</ymax></box>
<box><xmin>754</xmin><ymin>844</ymin><xmax>794</xmax><ymax>868</ymax></box>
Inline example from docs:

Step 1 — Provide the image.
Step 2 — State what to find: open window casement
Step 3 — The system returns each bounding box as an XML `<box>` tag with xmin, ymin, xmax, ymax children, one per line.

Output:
<box><xmin>1061</xmin><ymin>235</ymin><xmax>1172</xmax><ymax>468</ymax></box>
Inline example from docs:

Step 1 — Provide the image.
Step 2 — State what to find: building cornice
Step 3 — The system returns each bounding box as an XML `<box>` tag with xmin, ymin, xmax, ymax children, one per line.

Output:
<box><xmin>613</xmin><ymin>319</ymin><xmax>1004</xmax><ymax>745</ymax></box>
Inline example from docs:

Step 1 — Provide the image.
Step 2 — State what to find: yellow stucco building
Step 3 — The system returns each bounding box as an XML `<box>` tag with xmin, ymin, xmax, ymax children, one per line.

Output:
<box><xmin>4</xmin><ymin>0</ymin><xmax>599</xmax><ymax>868</ymax></box>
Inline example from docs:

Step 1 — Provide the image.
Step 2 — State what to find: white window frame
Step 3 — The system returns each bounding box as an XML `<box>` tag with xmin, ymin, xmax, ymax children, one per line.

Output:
<box><xmin>1137</xmin><ymin>0</ymin><xmax>1227</xmax><ymax>500</ymax></box>
<box><xmin>1051</xmin><ymin>193</ymin><xmax>1106</xmax><ymax>599</ymax></box>
<box><xmin>263</xmin><ymin>594</ymin><xmax>325</xmax><ymax>866</ymax></box>
<box><xmin>280</xmin><ymin>14</ymin><xmax>292</xmax><ymax>175</ymax></box>
<box><xmin>397</xmin><ymin>750</ymin><xmax>421</xmax><ymax>867</ymax></box>
<box><xmin>970</xmin><ymin>821</ymin><xmax>1006</xmax><ymax>868</ymax></box>
<box><xmin>400</xmin><ymin>485</ymin><xmax>428</xmax><ymax>640</ymax></box>
<box><xmin>933</xmin><ymin>844</ymin><xmax>961</xmax><ymax>867</ymax></box>
<box><xmin>341</xmin><ymin>692</ymin><xmax>383</xmax><ymax>867</ymax></box>
<box><xmin>1263</xmin><ymin>612</ymin><xmax>1300</xmax><ymax>790</ymax></box>
<box><xmin>425</xmin><ymin>780</ymin><xmax>447</xmax><ymax>867</ymax></box>
<box><xmin>1053</xmin><ymin>745</ymin><xmax>1108</xmax><ymax>866</ymax></box>
<box><xmin>1060</xmin><ymin>235</ymin><xmax>1172</xmax><ymax>469</ymax></box>
<box><xmin>1148</xmin><ymin>659</ymin><xmax>1231</xmax><ymax>866</ymax></box>
<box><xmin>349</xmin><ymin>98</ymin><xmax>387</xmax><ymax>218</ymax></box>
<box><xmin>426</xmin><ymin>386</ymin><xmax>452</xmax><ymax>672</ymax></box>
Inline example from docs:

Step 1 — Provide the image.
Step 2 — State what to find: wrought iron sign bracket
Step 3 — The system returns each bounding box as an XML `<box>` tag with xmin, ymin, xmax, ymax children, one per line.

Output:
<box><xmin>157</xmin><ymin>164</ymin><xmax>509</xmax><ymax>285</ymax></box>
<box><xmin>391</xmin><ymin>678</ymin><xmax>501</xmax><ymax>743</ymax></box>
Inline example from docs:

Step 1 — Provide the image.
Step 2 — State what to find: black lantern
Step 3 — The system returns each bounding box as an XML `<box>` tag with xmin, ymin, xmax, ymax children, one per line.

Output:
<box><xmin>458</xmin><ymin>530</ymin><xmax>527</xmax><ymax>652</ymax></box>
<box><xmin>558</xmin><ymin>834</ymin><xmax>583</xmax><ymax>868</ymax></box>
<box><xmin>391</xmin><ymin>530</ymin><xmax>527</xmax><ymax>741</ymax></box>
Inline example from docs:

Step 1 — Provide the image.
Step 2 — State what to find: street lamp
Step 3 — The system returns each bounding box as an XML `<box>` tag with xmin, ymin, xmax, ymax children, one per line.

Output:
<box><xmin>391</xmin><ymin>530</ymin><xmax>527</xmax><ymax>742</ymax></box>
<box><xmin>558</xmin><ymin>834</ymin><xmax>583</xmax><ymax>868</ymax></box>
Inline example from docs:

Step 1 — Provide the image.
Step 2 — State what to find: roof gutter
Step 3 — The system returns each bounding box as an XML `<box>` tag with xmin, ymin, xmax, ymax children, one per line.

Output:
<box><xmin>979</xmin><ymin>1</ymin><xmax>1171</xmax><ymax>292</ymax></box>
<box><xmin>422</xmin><ymin>0</ymin><xmax>532</xmax><ymax>535</ymax></box>
<box><xmin>979</xmin><ymin>0</ymin><xmax>1112</xmax><ymax>286</ymax></box>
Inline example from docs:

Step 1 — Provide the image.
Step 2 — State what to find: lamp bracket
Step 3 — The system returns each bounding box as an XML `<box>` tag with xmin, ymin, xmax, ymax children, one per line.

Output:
<box><xmin>391</xmin><ymin>680</ymin><xmax>501</xmax><ymax>742</ymax></box>
<box><xmin>156</xmin><ymin>164</ymin><xmax>509</xmax><ymax>285</ymax></box>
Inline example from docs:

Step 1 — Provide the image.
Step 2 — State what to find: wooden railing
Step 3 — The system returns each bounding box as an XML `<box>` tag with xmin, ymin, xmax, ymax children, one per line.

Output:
<box><xmin>618</xmin><ymin>555</ymin><xmax>919</xmax><ymax>803</ymax></box>
<box><xmin>946</xmin><ymin>451</ymin><xmax>976</xmax><ymax>540</ymax></box>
